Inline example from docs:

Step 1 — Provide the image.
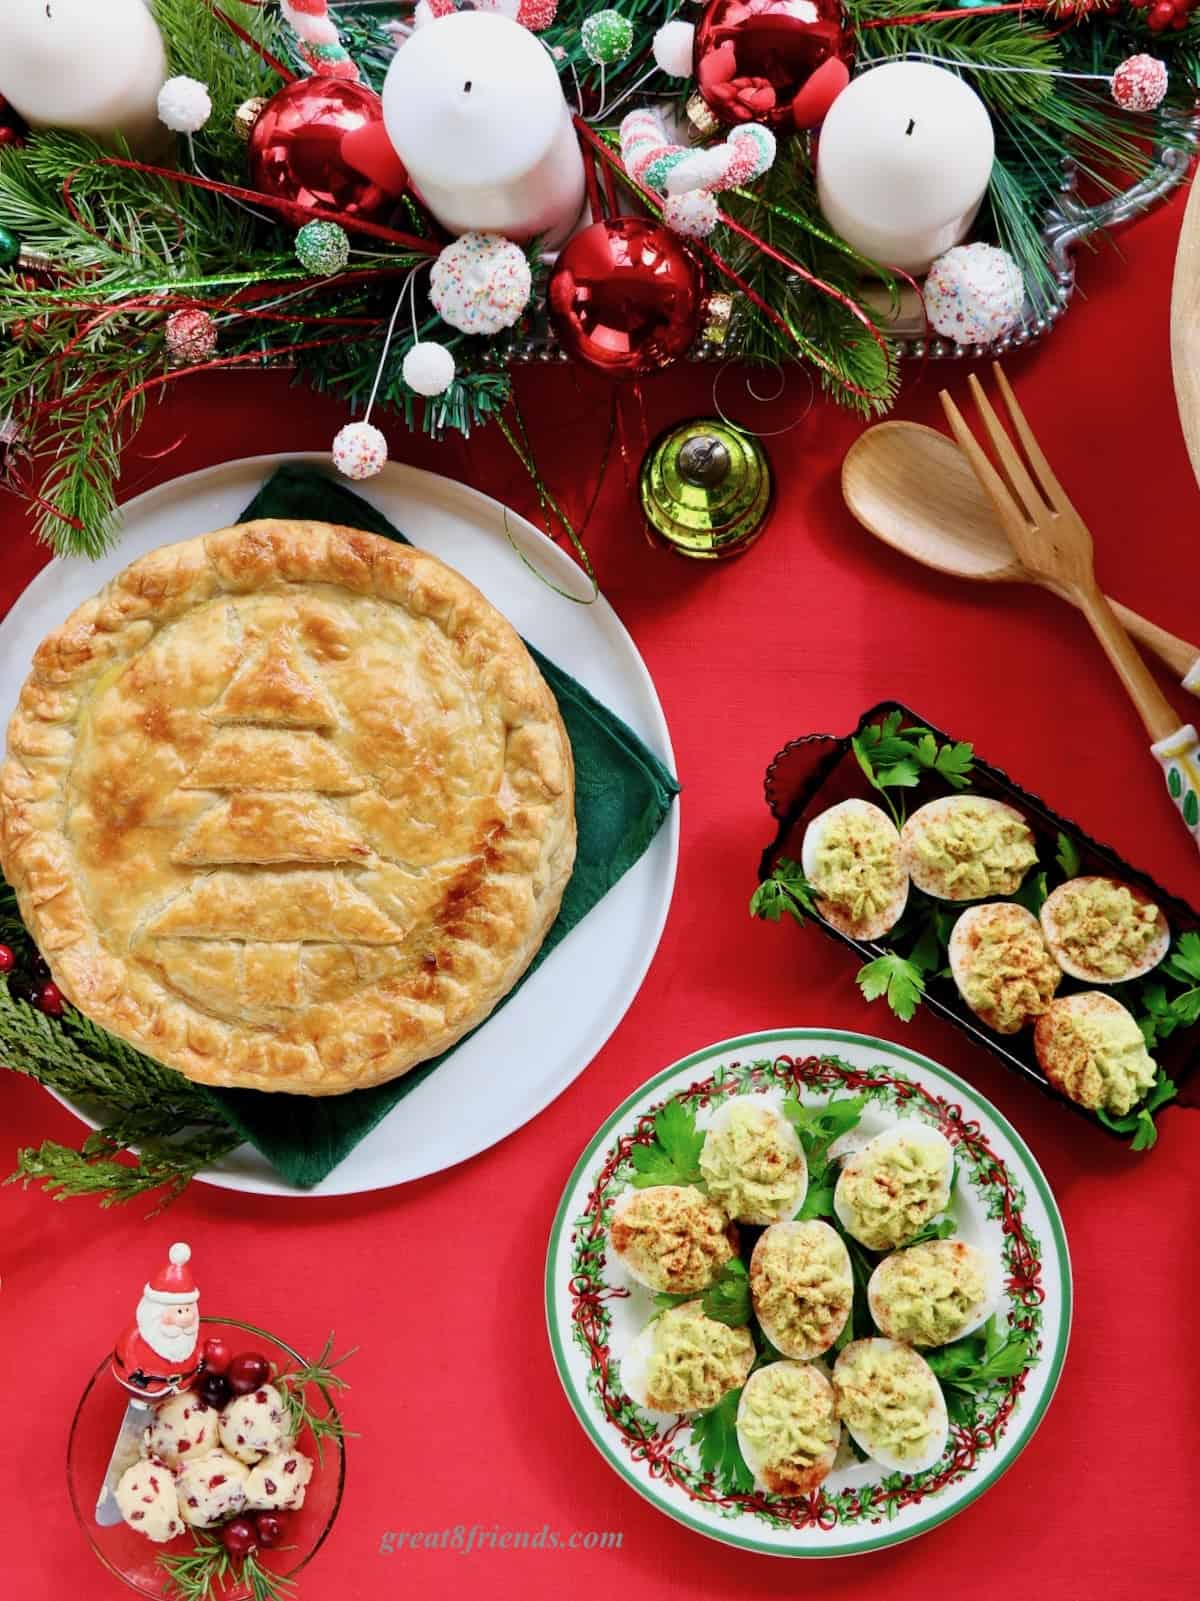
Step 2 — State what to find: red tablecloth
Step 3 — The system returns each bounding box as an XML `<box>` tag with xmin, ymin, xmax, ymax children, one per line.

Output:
<box><xmin>2</xmin><ymin>188</ymin><xmax>1197</xmax><ymax>1600</ymax></box>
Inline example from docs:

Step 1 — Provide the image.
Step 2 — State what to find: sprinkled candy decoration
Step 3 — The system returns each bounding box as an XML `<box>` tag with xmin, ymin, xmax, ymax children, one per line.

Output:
<box><xmin>727</xmin><ymin>123</ymin><xmax>776</xmax><ymax>181</ymax></box>
<box><xmin>665</xmin><ymin>145</ymin><xmax>731</xmax><ymax>196</ymax></box>
<box><xmin>430</xmin><ymin>232</ymin><xmax>532</xmax><ymax>335</ymax></box>
<box><xmin>295</xmin><ymin>219</ymin><xmax>350</xmax><ymax>275</ymax></box>
<box><xmin>581</xmin><ymin>10</ymin><xmax>635</xmax><ymax>65</ymax></box>
<box><xmin>402</xmin><ymin>341</ymin><xmax>457</xmax><ymax>397</ymax></box>
<box><xmin>653</xmin><ymin>19</ymin><xmax>696</xmax><ymax>76</ymax></box>
<box><xmin>1111</xmin><ymin>55</ymin><xmax>1169</xmax><ymax>112</ymax></box>
<box><xmin>517</xmin><ymin>0</ymin><xmax>560</xmax><ymax>27</ymax></box>
<box><xmin>663</xmin><ymin>188</ymin><xmax>720</xmax><ymax>239</ymax></box>
<box><xmin>923</xmin><ymin>242</ymin><xmax>1026</xmax><ymax>346</ymax></box>
<box><xmin>157</xmin><ymin>76</ymin><xmax>212</xmax><ymax>135</ymax></box>
<box><xmin>281</xmin><ymin>0</ymin><xmax>361</xmax><ymax>81</ymax></box>
<box><xmin>165</xmin><ymin>308</ymin><xmax>217</xmax><ymax>366</ymax></box>
<box><xmin>332</xmin><ymin>420</ymin><xmax>388</xmax><ymax>480</ymax></box>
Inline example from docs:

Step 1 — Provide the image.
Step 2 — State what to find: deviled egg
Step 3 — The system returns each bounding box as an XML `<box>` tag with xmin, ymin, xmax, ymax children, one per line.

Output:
<box><xmin>609</xmin><ymin>1185</ymin><xmax>735</xmax><ymax>1295</ymax></box>
<box><xmin>1040</xmin><ymin>876</ymin><xmax>1169</xmax><ymax>984</ymax></box>
<box><xmin>749</xmin><ymin>1220</ymin><xmax>853</xmax><ymax>1359</ymax></box>
<box><xmin>1034</xmin><ymin>991</ymin><xmax>1158</xmax><ymax>1118</ymax></box>
<box><xmin>868</xmin><ymin>1239</ymin><xmax>998</xmax><ymax>1347</ymax></box>
<box><xmin>620</xmin><ymin>1301</ymin><xmax>755</xmax><ymax>1415</ymax></box>
<box><xmin>833</xmin><ymin>1123</ymin><xmax>953</xmax><ymax>1252</ymax></box>
<box><xmin>948</xmin><ymin>902</ymin><xmax>1061</xmax><ymax>1035</ymax></box>
<box><xmin>800</xmin><ymin>798</ymin><xmax>908</xmax><ymax>940</ymax></box>
<box><xmin>832</xmin><ymin>1338</ymin><xmax>949</xmax><ymax>1474</ymax></box>
<box><xmin>698</xmin><ymin>1096</ymin><xmax>807</xmax><ymax>1225</ymax></box>
<box><xmin>735</xmin><ymin>1361</ymin><xmax>840</xmax><ymax>1496</ymax></box>
<box><xmin>900</xmin><ymin>795</ymin><xmax>1037</xmax><ymax>901</ymax></box>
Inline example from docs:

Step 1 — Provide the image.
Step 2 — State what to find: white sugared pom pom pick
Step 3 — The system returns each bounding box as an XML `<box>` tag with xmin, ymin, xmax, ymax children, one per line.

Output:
<box><xmin>158</xmin><ymin>76</ymin><xmax>213</xmax><ymax>134</ymax></box>
<box><xmin>403</xmin><ymin>341</ymin><xmax>457</xmax><ymax>397</ymax></box>
<box><xmin>332</xmin><ymin>421</ymin><xmax>388</xmax><ymax>481</ymax></box>
<box><xmin>923</xmin><ymin>243</ymin><xmax>1025</xmax><ymax>346</ymax></box>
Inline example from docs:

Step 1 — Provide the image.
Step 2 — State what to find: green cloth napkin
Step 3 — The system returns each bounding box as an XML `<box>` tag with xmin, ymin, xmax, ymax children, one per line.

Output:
<box><xmin>194</xmin><ymin>465</ymin><xmax>678</xmax><ymax>1188</ymax></box>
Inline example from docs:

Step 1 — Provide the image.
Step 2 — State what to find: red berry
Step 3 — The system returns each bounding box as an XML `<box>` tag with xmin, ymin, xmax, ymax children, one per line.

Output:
<box><xmin>221</xmin><ymin>1518</ymin><xmax>258</xmax><ymax>1558</ymax></box>
<box><xmin>255</xmin><ymin>1512</ymin><xmax>287</xmax><ymax>1547</ymax></box>
<box><xmin>1149</xmin><ymin>0</ymin><xmax>1174</xmax><ymax>24</ymax></box>
<box><xmin>199</xmin><ymin>1372</ymin><xmax>231</xmax><ymax>1410</ymax></box>
<box><xmin>0</xmin><ymin>945</ymin><xmax>14</xmax><ymax>973</ymax></box>
<box><xmin>227</xmin><ymin>1351</ymin><xmax>271</xmax><ymax>1394</ymax></box>
<box><xmin>201</xmin><ymin>1336</ymin><xmax>232</xmax><ymax>1375</ymax></box>
<box><xmin>35</xmin><ymin>982</ymin><xmax>64</xmax><ymax>1017</ymax></box>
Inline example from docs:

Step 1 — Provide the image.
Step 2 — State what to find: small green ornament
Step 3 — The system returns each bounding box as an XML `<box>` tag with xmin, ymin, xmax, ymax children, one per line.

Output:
<box><xmin>640</xmin><ymin>420</ymin><xmax>773</xmax><ymax>560</ymax></box>
<box><xmin>295</xmin><ymin>219</ymin><xmax>349</xmax><ymax>276</ymax></box>
<box><xmin>581</xmin><ymin>10</ymin><xmax>634</xmax><ymax>66</ymax></box>
<box><xmin>0</xmin><ymin>224</ymin><xmax>22</xmax><ymax>270</ymax></box>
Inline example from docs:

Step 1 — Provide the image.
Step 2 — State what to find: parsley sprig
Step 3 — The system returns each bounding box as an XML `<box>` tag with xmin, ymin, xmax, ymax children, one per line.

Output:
<box><xmin>782</xmin><ymin>1093</ymin><xmax>865</xmax><ymax>1220</ymax></box>
<box><xmin>924</xmin><ymin>1316</ymin><xmax>1033</xmax><ymax>1426</ymax></box>
<box><xmin>692</xmin><ymin>1387</ymin><xmax>755</xmax><ymax>1494</ymax></box>
<box><xmin>655</xmin><ymin>1258</ymin><xmax>752</xmax><ymax>1327</ymax></box>
<box><xmin>749</xmin><ymin>858</ymin><xmax>818</xmax><ymax>926</ymax></box>
<box><xmin>629</xmin><ymin>1099</ymin><xmax>706</xmax><ymax>1189</ymax></box>
<box><xmin>852</xmin><ymin>712</ymin><xmax>974</xmax><ymax>826</ymax></box>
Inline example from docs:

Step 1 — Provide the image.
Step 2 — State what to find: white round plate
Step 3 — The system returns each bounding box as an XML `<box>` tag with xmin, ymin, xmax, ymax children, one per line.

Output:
<box><xmin>0</xmin><ymin>454</ymin><xmax>678</xmax><ymax>1196</ymax></box>
<box><xmin>545</xmin><ymin>1028</ymin><xmax>1071</xmax><ymax>1557</ymax></box>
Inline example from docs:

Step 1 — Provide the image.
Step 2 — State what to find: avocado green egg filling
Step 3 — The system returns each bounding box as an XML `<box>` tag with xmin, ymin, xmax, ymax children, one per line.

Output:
<box><xmin>874</xmin><ymin>1242</ymin><xmax>987</xmax><ymax>1346</ymax></box>
<box><xmin>1052</xmin><ymin>880</ymin><xmax>1161</xmax><ymax>978</ymax></box>
<box><xmin>1049</xmin><ymin>1007</ymin><xmax>1157</xmax><ymax>1117</ymax></box>
<box><xmin>739</xmin><ymin>1367</ymin><xmax>838</xmax><ymax>1477</ymax></box>
<box><xmin>811</xmin><ymin>811</ymin><xmax>902</xmax><ymax>922</ymax></box>
<box><xmin>611</xmin><ymin>1185</ymin><xmax>732</xmax><ymax>1294</ymax></box>
<box><xmin>840</xmin><ymin>1138</ymin><xmax>950</xmax><ymax>1250</ymax></box>
<box><xmin>835</xmin><ymin>1345</ymin><xmax>941</xmax><ymax>1463</ymax></box>
<box><xmin>911</xmin><ymin>800</ymin><xmax>1036</xmax><ymax>897</ymax></box>
<box><xmin>642</xmin><ymin>1303</ymin><xmax>754</xmax><ymax>1412</ymax></box>
<box><xmin>960</xmin><ymin>917</ymin><xmax>1060</xmax><ymax>1032</ymax></box>
<box><xmin>699</xmin><ymin>1103</ymin><xmax>804</xmax><ymax>1223</ymax></box>
<box><xmin>751</xmin><ymin>1226</ymin><xmax>852</xmax><ymax>1353</ymax></box>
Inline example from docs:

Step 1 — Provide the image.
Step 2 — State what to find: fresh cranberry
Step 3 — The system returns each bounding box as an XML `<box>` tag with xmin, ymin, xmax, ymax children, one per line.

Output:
<box><xmin>221</xmin><ymin>1518</ymin><xmax>259</xmax><ymax>1558</ymax></box>
<box><xmin>227</xmin><ymin>1351</ymin><xmax>271</xmax><ymax>1394</ymax></box>
<box><xmin>199</xmin><ymin>1373</ymin><xmax>231</xmax><ymax>1411</ymax></box>
<box><xmin>255</xmin><ymin>1512</ymin><xmax>287</xmax><ymax>1547</ymax></box>
<box><xmin>0</xmin><ymin>945</ymin><xmax>14</xmax><ymax>973</ymax></box>
<box><xmin>201</xmin><ymin>1336</ymin><xmax>232</xmax><ymax>1375</ymax></box>
<box><xmin>34</xmin><ymin>982</ymin><xmax>64</xmax><ymax>1017</ymax></box>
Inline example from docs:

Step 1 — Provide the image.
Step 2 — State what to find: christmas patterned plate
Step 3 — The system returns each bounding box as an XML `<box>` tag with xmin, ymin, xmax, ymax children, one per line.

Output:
<box><xmin>545</xmin><ymin>1028</ymin><xmax>1071</xmax><ymax>1557</ymax></box>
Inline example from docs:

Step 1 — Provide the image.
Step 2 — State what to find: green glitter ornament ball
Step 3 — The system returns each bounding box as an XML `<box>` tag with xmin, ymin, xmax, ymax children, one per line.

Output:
<box><xmin>0</xmin><ymin>224</ymin><xmax>22</xmax><ymax>269</ymax></box>
<box><xmin>581</xmin><ymin>10</ymin><xmax>634</xmax><ymax>66</ymax></box>
<box><xmin>295</xmin><ymin>219</ymin><xmax>349</xmax><ymax>276</ymax></box>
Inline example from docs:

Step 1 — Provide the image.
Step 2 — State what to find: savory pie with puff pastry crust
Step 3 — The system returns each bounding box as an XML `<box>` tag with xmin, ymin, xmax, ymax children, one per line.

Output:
<box><xmin>0</xmin><ymin>519</ymin><xmax>576</xmax><ymax>1094</ymax></box>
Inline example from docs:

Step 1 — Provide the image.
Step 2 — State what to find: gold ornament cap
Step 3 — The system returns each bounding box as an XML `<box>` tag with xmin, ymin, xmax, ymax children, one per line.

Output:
<box><xmin>234</xmin><ymin>96</ymin><xmax>268</xmax><ymax>142</ymax></box>
<box><xmin>686</xmin><ymin>92</ymin><xmax>720</xmax><ymax>140</ymax></box>
<box><xmin>700</xmin><ymin>291</ymin><xmax>734</xmax><ymax>349</ymax></box>
<box><xmin>640</xmin><ymin>419</ymin><xmax>773</xmax><ymax>560</ymax></box>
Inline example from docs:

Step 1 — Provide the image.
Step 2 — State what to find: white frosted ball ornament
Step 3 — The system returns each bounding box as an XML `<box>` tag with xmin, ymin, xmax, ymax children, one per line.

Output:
<box><xmin>403</xmin><ymin>341</ymin><xmax>456</xmax><ymax>397</ymax></box>
<box><xmin>157</xmin><ymin>76</ymin><xmax>212</xmax><ymax>135</ymax></box>
<box><xmin>653</xmin><ymin>20</ymin><xmax>696</xmax><ymax>77</ymax></box>
<box><xmin>332</xmin><ymin>421</ymin><xmax>388</xmax><ymax>481</ymax></box>
<box><xmin>430</xmin><ymin>232</ymin><xmax>532</xmax><ymax>335</ymax></box>
<box><xmin>1111</xmin><ymin>55</ymin><xmax>1168</xmax><ymax>113</ymax></box>
<box><xmin>923</xmin><ymin>243</ymin><xmax>1025</xmax><ymax>346</ymax></box>
<box><xmin>664</xmin><ymin>189</ymin><xmax>720</xmax><ymax>239</ymax></box>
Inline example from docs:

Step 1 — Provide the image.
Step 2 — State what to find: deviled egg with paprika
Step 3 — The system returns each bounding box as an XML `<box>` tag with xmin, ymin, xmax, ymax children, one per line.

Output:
<box><xmin>900</xmin><ymin>795</ymin><xmax>1037</xmax><ymax>901</ymax></box>
<box><xmin>800</xmin><ymin>798</ymin><xmax>908</xmax><ymax>940</ymax></box>
<box><xmin>735</xmin><ymin>1361</ymin><xmax>841</xmax><ymax>1496</ymax></box>
<box><xmin>948</xmin><ymin>902</ymin><xmax>1061</xmax><ymax>1035</ymax></box>
<box><xmin>749</xmin><ymin>1221</ymin><xmax>853</xmax><ymax>1359</ymax></box>
<box><xmin>609</xmin><ymin>1185</ymin><xmax>735</xmax><ymax>1295</ymax></box>
<box><xmin>620</xmin><ymin>1301</ymin><xmax>755</xmax><ymax>1415</ymax></box>
<box><xmin>833</xmin><ymin>1123</ymin><xmax>954</xmax><ymax>1251</ymax></box>
<box><xmin>1040</xmin><ymin>876</ymin><xmax>1169</xmax><ymax>984</ymax></box>
<box><xmin>699</xmin><ymin>1096</ymin><xmax>807</xmax><ymax>1225</ymax></box>
<box><xmin>832</xmin><ymin>1338</ymin><xmax>949</xmax><ymax>1474</ymax></box>
<box><xmin>868</xmin><ymin>1239</ymin><xmax>999</xmax><ymax>1347</ymax></box>
<box><xmin>1034</xmin><ymin>991</ymin><xmax>1158</xmax><ymax>1118</ymax></box>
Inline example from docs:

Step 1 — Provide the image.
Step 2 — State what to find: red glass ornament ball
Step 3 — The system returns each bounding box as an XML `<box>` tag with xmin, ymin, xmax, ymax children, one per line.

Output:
<box><xmin>247</xmin><ymin>77</ymin><xmax>404</xmax><ymax>222</ymax></box>
<box><xmin>548</xmin><ymin>217</ymin><xmax>703</xmax><ymax>380</ymax></box>
<box><xmin>693</xmin><ymin>0</ymin><xmax>855</xmax><ymax>132</ymax></box>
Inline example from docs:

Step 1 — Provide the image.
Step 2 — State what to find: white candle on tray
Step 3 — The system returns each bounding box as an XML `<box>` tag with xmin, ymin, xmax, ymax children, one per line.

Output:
<box><xmin>0</xmin><ymin>0</ymin><xmax>167</xmax><ymax>153</ymax></box>
<box><xmin>381</xmin><ymin>12</ymin><xmax>586</xmax><ymax>246</ymax></box>
<box><xmin>816</xmin><ymin>62</ymin><xmax>995</xmax><ymax>275</ymax></box>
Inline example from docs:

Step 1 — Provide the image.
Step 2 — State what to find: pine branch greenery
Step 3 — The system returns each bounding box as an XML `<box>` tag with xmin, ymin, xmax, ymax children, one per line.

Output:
<box><xmin>159</xmin><ymin>1532</ymin><xmax>296</xmax><ymax>1601</ymax></box>
<box><xmin>274</xmin><ymin>1333</ymin><xmax>358</xmax><ymax>1466</ymax></box>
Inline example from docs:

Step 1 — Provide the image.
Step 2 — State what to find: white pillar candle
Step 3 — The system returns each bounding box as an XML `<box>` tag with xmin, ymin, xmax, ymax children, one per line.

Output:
<box><xmin>816</xmin><ymin>62</ymin><xmax>995</xmax><ymax>275</ymax></box>
<box><xmin>381</xmin><ymin>13</ymin><xmax>586</xmax><ymax>247</ymax></box>
<box><xmin>0</xmin><ymin>0</ymin><xmax>167</xmax><ymax>153</ymax></box>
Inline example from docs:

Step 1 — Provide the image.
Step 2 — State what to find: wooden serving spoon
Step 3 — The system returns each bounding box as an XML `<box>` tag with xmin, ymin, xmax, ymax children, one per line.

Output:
<box><xmin>842</xmin><ymin>419</ymin><xmax>1200</xmax><ymax>689</ymax></box>
<box><xmin>1170</xmin><ymin>164</ymin><xmax>1200</xmax><ymax>492</ymax></box>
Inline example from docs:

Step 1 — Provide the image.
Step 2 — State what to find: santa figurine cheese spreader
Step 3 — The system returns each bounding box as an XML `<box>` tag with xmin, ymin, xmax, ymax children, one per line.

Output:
<box><xmin>111</xmin><ymin>1243</ymin><xmax>202</xmax><ymax>1401</ymax></box>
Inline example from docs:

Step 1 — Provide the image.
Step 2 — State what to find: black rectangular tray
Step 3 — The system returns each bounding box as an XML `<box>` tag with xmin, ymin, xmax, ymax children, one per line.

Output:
<box><xmin>758</xmin><ymin>700</ymin><xmax>1199</xmax><ymax>1138</ymax></box>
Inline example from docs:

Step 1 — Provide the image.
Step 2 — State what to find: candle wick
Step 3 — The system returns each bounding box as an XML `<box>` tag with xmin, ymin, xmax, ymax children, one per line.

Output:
<box><xmin>905</xmin><ymin>119</ymin><xmax>915</xmax><ymax>136</ymax></box>
<box><xmin>462</xmin><ymin>81</ymin><xmax>473</xmax><ymax>94</ymax></box>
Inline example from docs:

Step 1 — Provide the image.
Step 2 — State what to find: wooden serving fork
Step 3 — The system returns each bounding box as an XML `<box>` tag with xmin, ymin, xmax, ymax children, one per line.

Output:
<box><xmin>940</xmin><ymin>364</ymin><xmax>1200</xmax><ymax>850</ymax></box>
